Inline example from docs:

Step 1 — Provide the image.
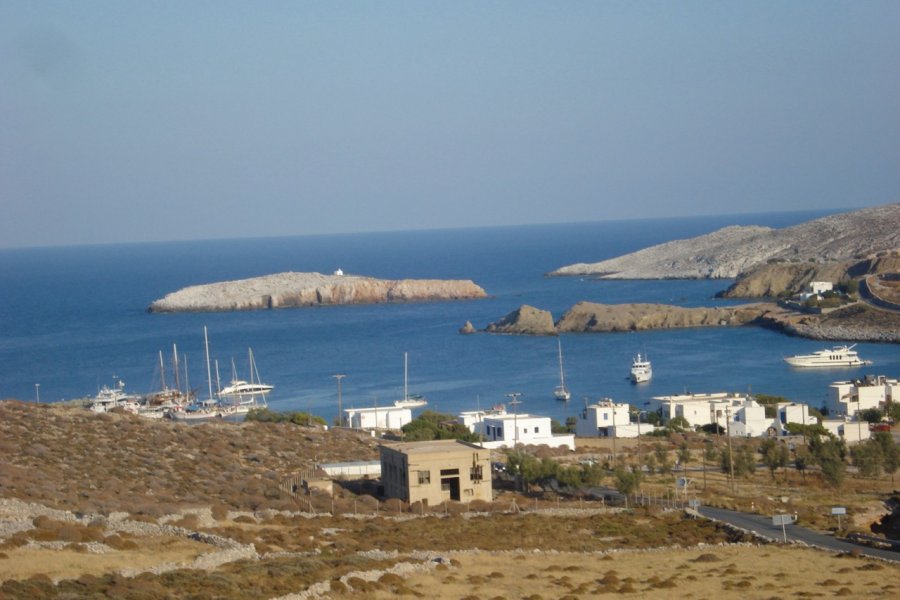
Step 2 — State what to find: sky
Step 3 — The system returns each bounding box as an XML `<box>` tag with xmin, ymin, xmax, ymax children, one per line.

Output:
<box><xmin>1</xmin><ymin>1</ymin><xmax>899</xmax><ymax>248</ymax></box>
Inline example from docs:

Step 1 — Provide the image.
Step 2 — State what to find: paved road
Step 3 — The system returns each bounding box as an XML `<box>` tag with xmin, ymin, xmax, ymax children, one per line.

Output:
<box><xmin>697</xmin><ymin>505</ymin><xmax>900</xmax><ymax>563</ymax></box>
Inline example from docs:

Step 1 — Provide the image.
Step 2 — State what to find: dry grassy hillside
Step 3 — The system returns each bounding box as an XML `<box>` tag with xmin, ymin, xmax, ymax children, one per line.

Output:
<box><xmin>0</xmin><ymin>401</ymin><xmax>378</xmax><ymax>515</ymax></box>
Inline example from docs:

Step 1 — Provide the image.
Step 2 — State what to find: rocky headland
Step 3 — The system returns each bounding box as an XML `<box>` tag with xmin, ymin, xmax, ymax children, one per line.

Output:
<box><xmin>718</xmin><ymin>254</ymin><xmax>900</xmax><ymax>298</ymax></box>
<box><xmin>148</xmin><ymin>272</ymin><xmax>487</xmax><ymax>313</ymax></box>
<box><xmin>550</xmin><ymin>202</ymin><xmax>900</xmax><ymax>280</ymax></box>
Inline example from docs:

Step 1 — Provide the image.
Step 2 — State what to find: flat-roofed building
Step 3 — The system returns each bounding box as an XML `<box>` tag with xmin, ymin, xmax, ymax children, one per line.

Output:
<box><xmin>827</xmin><ymin>375</ymin><xmax>899</xmax><ymax>417</ymax></box>
<box><xmin>575</xmin><ymin>399</ymin><xmax>631</xmax><ymax>437</ymax></box>
<box><xmin>344</xmin><ymin>405</ymin><xmax>412</xmax><ymax>430</ymax></box>
<box><xmin>379</xmin><ymin>439</ymin><xmax>492</xmax><ymax>506</ymax></box>
<box><xmin>473</xmin><ymin>413</ymin><xmax>575</xmax><ymax>450</ymax></box>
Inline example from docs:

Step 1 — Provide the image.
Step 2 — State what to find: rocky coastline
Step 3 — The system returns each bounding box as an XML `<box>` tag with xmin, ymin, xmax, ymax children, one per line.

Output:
<box><xmin>149</xmin><ymin>272</ymin><xmax>487</xmax><ymax>313</ymax></box>
<box><xmin>550</xmin><ymin>202</ymin><xmax>900</xmax><ymax>280</ymax></box>
<box><xmin>474</xmin><ymin>301</ymin><xmax>900</xmax><ymax>343</ymax></box>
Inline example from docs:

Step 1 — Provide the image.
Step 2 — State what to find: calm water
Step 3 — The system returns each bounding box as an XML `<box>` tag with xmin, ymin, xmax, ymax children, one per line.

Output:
<box><xmin>2</xmin><ymin>211</ymin><xmax>897</xmax><ymax>424</ymax></box>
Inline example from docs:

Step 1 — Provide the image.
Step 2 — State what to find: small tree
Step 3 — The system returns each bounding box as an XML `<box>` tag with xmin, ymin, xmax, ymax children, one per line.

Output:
<box><xmin>677</xmin><ymin>442</ymin><xmax>691</xmax><ymax>479</ymax></box>
<box><xmin>614</xmin><ymin>466</ymin><xmax>642</xmax><ymax>496</ymax></box>
<box><xmin>873</xmin><ymin>431</ymin><xmax>900</xmax><ymax>485</ymax></box>
<box><xmin>794</xmin><ymin>447</ymin><xmax>809</xmax><ymax>482</ymax></box>
<box><xmin>760</xmin><ymin>439</ymin><xmax>789</xmax><ymax>481</ymax></box>
<box><xmin>851</xmin><ymin>439</ymin><xmax>884</xmax><ymax>478</ymax></box>
<box><xmin>654</xmin><ymin>443</ymin><xmax>672</xmax><ymax>475</ymax></box>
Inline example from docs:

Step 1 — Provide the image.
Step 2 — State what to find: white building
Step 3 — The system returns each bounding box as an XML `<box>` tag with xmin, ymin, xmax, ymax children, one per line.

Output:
<box><xmin>827</xmin><ymin>375</ymin><xmax>899</xmax><ymax>417</ymax></box>
<box><xmin>778</xmin><ymin>402</ymin><xmax>818</xmax><ymax>427</ymax></box>
<box><xmin>822</xmin><ymin>417</ymin><xmax>871</xmax><ymax>445</ymax></box>
<box><xmin>808</xmin><ymin>281</ymin><xmax>833</xmax><ymax>295</ymax></box>
<box><xmin>650</xmin><ymin>392</ymin><xmax>782</xmax><ymax>438</ymax></box>
<box><xmin>344</xmin><ymin>405</ymin><xmax>412</xmax><ymax>430</ymax></box>
<box><xmin>730</xmin><ymin>401</ymin><xmax>780</xmax><ymax>438</ymax></box>
<box><xmin>649</xmin><ymin>392</ymin><xmax>750</xmax><ymax>429</ymax></box>
<box><xmin>471</xmin><ymin>412</ymin><xmax>575</xmax><ymax>451</ymax></box>
<box><xmin>574</xmin><ymin>399</ymin><xmax>631</xmax><ymax>437</ymax></box>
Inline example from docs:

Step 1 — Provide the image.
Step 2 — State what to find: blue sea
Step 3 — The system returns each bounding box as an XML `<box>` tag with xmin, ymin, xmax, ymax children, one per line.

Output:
<box><xmin>2</xmin><ymin>211</ymin><xmax>897</xmax><ymax>425</ymax></box>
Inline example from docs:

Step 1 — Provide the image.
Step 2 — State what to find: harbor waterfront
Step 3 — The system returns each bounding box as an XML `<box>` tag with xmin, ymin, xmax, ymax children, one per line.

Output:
<box><xmin>2</xmin><ymin>211</ymin><xmax>898</xmax><ymax>425</ymax></box>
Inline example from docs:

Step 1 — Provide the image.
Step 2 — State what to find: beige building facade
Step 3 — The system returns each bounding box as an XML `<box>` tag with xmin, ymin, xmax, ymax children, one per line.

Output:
<box><xmin>379</xmin><ymin>439</ymin><xmax>492</xmax><ymax>506</ymax></box>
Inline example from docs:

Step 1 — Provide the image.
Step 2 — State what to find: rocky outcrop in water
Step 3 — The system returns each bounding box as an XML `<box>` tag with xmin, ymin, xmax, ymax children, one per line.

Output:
<box><xmin>555</xmin><ymin>302</ymin><xmax>776</xmax><ymax>333</ymax></box>
<box><xmin>551</xmin><ymin>203</ymin><xmax>900</xmax><ymax>279</ymax></box>
<box><xmin>483</xmin><ymin>305</ymin><xmax>556</xmax><ymax>335</ymax></box>
<box><xmin>149</xmin><ymin>272</ymin><xmax>487</xmax><ymax>313</ymax></box>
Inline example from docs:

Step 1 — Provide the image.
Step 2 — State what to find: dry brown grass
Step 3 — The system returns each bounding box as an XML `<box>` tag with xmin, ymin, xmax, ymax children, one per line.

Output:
<box><xmin>339</xmin><ymin>546</ymin><xmax>900</xmax><ymax>599</ymax></box>
<box><xmin>0</xmin><ymin>400</ymin><xmax>379</xmax><ymax>514</ymax></box>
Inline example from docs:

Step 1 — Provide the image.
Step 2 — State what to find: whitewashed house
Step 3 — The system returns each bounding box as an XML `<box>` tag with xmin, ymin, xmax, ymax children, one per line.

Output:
<box><xmin>344</xmin><ymin>405</ymin><xmax>412</xmax><ymax>430</ymax></box>
<box><xmin>649</xmin><ymin>392</ymin><xmax>751</xmax><ymax>429</ymax></box>
<box><xmin>822</xmin><ymin>417</ymin><xmax>871</xmax><ymax>445</ymax></box>
<box><xmin>778</xmin><ymin>402</ymin><xmax>818</xmax><ymax>427</ymax></box>
<box><xmin>809</xmin><ymin>281</ymin><xmax>833</xmax><ymax>295</ymax></box>
<box><xmin>471</xmin><ymin>412</ymin><xmax>575</xmax><ymax>451</ymax></box>
<box><xmin>729</xmin><ymin>400</ymin><xmax>780</xmax><ymax>437</ymax></box>
<box><xmin>827</xmin><ymin>375</ymin><xmax>899</xmax><ymax>417</ymax></box>
<box><xmin>574</xmin><ymin>399</ymin><xmax>631</xmax><ymax>437</ymax></box>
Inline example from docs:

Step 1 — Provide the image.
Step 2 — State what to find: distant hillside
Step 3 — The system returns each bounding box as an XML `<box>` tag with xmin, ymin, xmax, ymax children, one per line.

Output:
<box><xmin>551</xmin><ymin>203</ymin><xmax>900</xmax><ymax>279</ymax></box>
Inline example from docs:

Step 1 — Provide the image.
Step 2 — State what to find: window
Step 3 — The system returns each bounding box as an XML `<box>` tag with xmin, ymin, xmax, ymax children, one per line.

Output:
<box><xmin>603</xmin><ymin>413</ymin><xmax>608</xmax><ymax>421</ymax></box>
<box><xmin>534</xmin><ymin>426</ymin><xmax>539</xmax><ymax>434</ymax></box>
<box><xmin>524</xmin><ymin>428</ymin><xmax>529</xmax><ymax>434</ymax></box>
<box><xmin>417</xmin><ymin>470</ymin><xmax>431</xmax><ymax>485</ymax></box>
<box><xmin>470</xmin><ymin>464</ymin><xmax>483</xmax><ymax>482</ymax></box>
<box><xmin>440</xmin><ymin>468</ymin><xmax>459</xmax><ymax>476</ymax></box>
<box><xmin>497</xmin><ymin>427</ymin><xmax>503</xmax><ymax>437</ymax></box>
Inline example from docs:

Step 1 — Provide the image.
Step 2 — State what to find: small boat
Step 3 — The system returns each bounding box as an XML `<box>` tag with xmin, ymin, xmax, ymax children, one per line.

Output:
<box><xmin>630</xmin><ymin>353</ymin><xmax>652</xmax><ymax>384</ymax></box>
<box><xmin>88</xmin><ymin>379</ymin><xmax>141</xmax><ymax>413</ymax></box>
<box><xmin>784</xmin><ymin>344</ymin><xmax>871</xmax><ymax>368</ymax></box>
<box><xmin>218</xmin><ymin>348</ymin><xmax>273</xmax><ymax>409</ymax></box>
<box><xmin>554</xmin><ymin>338</ymin><xmax>571</xmax><ymax>401</ymax></box>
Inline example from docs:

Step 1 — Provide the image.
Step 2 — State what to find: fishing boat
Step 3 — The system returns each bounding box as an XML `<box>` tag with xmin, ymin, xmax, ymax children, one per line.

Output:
<box><xmin>631</xmin><ymin>353</ymin><xmax>652</xmax><ymax>384</ymax></box>
<box><xmin>554</xmin><ymin>338</ymin><xmax>571</xmax><ymax>401</ymax></box>
<box><xmin>393</xmin><ymin>352</ymin><xmax>428</xmax><ymax>408</ymax></box>
<box><xmin>784</xmin><ymin>344</ymin><xmax>871</xmax><ymax>368</ymax></box>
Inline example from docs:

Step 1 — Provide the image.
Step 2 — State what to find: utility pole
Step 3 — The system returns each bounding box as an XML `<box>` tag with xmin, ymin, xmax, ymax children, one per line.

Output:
<box><xmin>506</xmin><ymin>393</ymin><xmax>522</xmax><ymax>448</ymax></box>
<box><xmin>333</xmin><ymin>374</ymin><xmax>346</xmax><ymax>427</ymax></box>
<box><xmin>725</xmin><ymin>404</ymin><xmax>735</xmax><ymax>492</ymax></box>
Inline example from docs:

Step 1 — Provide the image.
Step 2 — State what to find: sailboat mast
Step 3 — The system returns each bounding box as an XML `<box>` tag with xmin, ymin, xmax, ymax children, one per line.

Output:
<box><xmin>183</xmin><ymin>354</ymin><xmax>190</xmax><ymax>398</ymax></box>
<box><xmin>159</xmin><ymin>350</ymin><xmax>167</xmax><ymax>391</ymax></box>
<box><xmin>558</xmin><ymin>338</ymin><xmax>566</xmax><ymax>388</ymax></box>
<box><xmin>204</xmin><ymin>326</ymin><xmax>214</xmax><ymax>401</ymax></box>
<box><xmin>173</xmin><ymin>344</ymin><xmax>181</xmax><ymax>394</ymax></box>
<box><xmin>404</xmin><ymin>352</ymin><xmax>408</xmax><ymax>401</ymax></box>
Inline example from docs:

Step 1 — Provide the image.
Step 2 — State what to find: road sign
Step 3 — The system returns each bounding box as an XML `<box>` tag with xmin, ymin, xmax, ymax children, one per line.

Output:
<box><xmin>772</xmin><ymin>514</ymin><xmax>792</xmax><ymax>543</ymax></box>
<box><xmin>772</xmin><ymin>514</ymin><xmax>792</xmax><ymax>526</ymax></box>
<box><xmin>688</xmin><ymin>499</ymin><xmax>701</xmax><ymax>509</ymax></box>
<box><xmin>831</xmin><ymin>507</ymin><xmax>846</xmax><ymax>515</ymax></box>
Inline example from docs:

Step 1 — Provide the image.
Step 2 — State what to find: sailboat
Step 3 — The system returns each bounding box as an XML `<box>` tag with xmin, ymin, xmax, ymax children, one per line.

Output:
<box><xmin>554</xmin><ymin>338</ymin><xmax>571</xmax><ymax>401</ymax></box>
<box><xmin>168</xmin><ymin>327</ymin><xmax>224</xmax><ymax>420</ymax></box>
<box><xmin>393</xmin><ymin>352</ymin><xmax>427</xmax><ymax>408</ymax></box>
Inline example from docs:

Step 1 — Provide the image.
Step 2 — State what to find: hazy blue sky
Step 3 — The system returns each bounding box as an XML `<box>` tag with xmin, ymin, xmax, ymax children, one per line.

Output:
<box><xmin>2</xmin><ymin>1</ymin><xmax>898</xmax><ymax>248</ymax></box>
